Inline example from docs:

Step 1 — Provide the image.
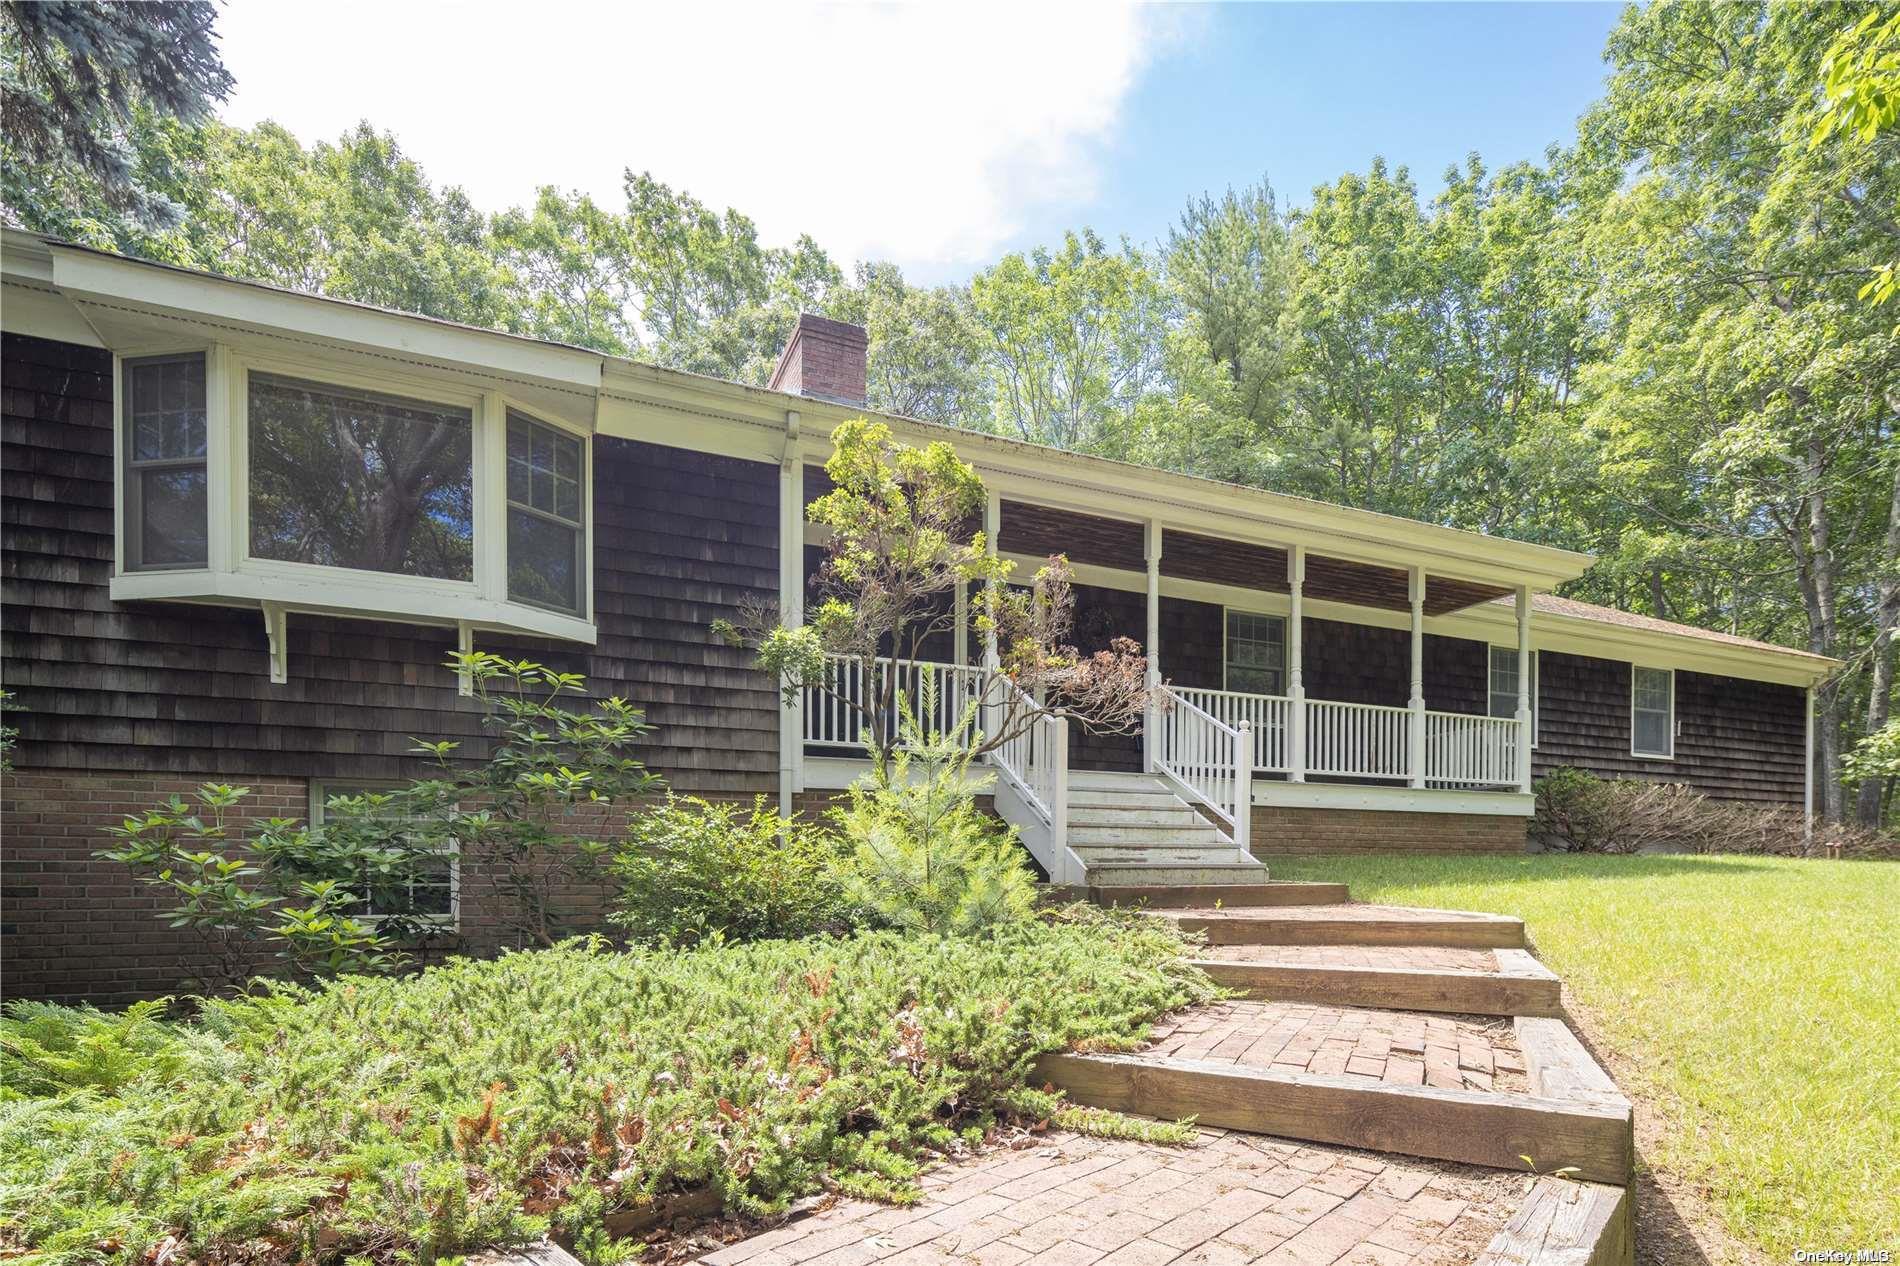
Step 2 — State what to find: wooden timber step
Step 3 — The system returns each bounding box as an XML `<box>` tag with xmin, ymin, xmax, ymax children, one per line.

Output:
<box><xmin>1089</xmin><ymin>880</ymin><xmax>1353</xmax><ymax>909</ymax></box>
<box><xmin>1164</xmin><ymin>902</ymin><xmax>1528</xmax><ymax>949</ymax></box>
<box><xmin>1478</xmin><ymin>1176</ymin><xmax>1633</xmax><ymax>1266</ymax></box>
<box><xmin>1191</xmin><ymin>945</ymin><xmax>1563</xmax><ymax>1017</ymax></box>
<box><xmin>1037</xmin><ymin>1000</ymin><xmax>1632</xmax><ymax>1186</ymax></box>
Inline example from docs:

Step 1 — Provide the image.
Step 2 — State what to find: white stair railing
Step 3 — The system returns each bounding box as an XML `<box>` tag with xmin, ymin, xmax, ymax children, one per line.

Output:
<box><xmin>1170</xmin><ymin>686</ymin><xmax>1292</xmax><ymax>773</ymax></box>
<box><xmin>986</xmin><ymin>672</ymin><xmax>1077</xmax><ymax>884</ymax></box>
<box><xmin>1425</xmin><ymin>711</ymin><xmax>1520</xmax><ymax>788</ymax></box>
<box><xmin>1305</xmin><ymin>698</ymin><xmax>1413</xmax><ymax>780</ymax></box>
<box><xmin>1153</xmin><ymin>686</ymin><xmax>1252</xmax><ymax>846</ymax></box>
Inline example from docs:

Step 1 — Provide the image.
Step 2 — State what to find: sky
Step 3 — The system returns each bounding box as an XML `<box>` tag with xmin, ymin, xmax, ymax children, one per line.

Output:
<box><xmin>215</xmin><ymin>2</ymin><xmax>1622</xmax><ymax>287</ymax></box>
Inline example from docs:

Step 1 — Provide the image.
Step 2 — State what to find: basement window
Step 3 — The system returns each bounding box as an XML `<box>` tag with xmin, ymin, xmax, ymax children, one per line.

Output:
<box><xmin>111</xmin><ymin>347</ymin><xmax>595</xmax><ymax>653</ymax></box>
<box><xmin>309</xmin><ymin>782</ymin><xmax>458</xmax><ymax>927</ymax></box>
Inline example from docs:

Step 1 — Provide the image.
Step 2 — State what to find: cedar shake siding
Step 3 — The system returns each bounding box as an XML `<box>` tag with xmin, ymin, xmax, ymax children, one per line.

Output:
<box><xmin>0</xmin><ymin>333</ymin><xmax>780</xmax><ymax>792</ymax></box>
<box><xmin>1532</xmin><ymin>650</ymin><xmax>1806</xmax><ymax>805</ymax></box>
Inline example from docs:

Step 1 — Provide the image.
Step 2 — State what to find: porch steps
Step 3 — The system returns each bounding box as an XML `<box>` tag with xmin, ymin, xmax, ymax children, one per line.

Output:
<box><xmin>1058</xmin><ymin>770</ymin><xmax>1273</xmax><ymax>889</ymax></box>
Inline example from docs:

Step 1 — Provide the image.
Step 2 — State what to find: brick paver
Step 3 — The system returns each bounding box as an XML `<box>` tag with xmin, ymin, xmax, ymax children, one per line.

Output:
<box><xmin>1194</xmin><ymin>946</ymin><xmax>1502</xmax><ymax>974</ymax></box>
<box><xmin>690</xmin><ymin>1130</ymin><xmax>1520</xmax><ymax>1266</ymax></box>
<box><xmin>1141</xmin><ymin>1001</ymin><xmax>1528</xmax><ymax>1094</ymax></box>
<box><xmin>1161</xmin><ymin>905</ymin><xmax>1513</xmax><ymax>926</ymax></box>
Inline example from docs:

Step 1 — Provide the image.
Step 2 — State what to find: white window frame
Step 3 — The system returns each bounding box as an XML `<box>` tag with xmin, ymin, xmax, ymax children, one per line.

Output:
<box><xmin>107</xmin><ymin>342</ymin><xmax>595</xmax><ymax>647</ymax></box>
<box><xmin>1488</xmin><ymin>645</ymin><xmax>1538</xmax><ymax>748</ymax></box>
<box><xmin>1630</xmin><ymin>665</ymin><xmax>1676</xmax><ymax>760</ymax></box>
<box><xmin>309</xmin><ymin>780</ymin><xmax>460</xmax><ymax>929</ymax></box>
<box><xmin>1222</xmin><ymin>608</ymin><xmax>1288</xmax><ymax>697</ymax></box>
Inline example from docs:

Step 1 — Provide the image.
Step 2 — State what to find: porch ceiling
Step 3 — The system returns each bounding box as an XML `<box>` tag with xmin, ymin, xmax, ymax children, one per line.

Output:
<box><xmin>998</xmin><ymin>503</ymin><xmax>1516</xmax><ymax>616</ymax></box>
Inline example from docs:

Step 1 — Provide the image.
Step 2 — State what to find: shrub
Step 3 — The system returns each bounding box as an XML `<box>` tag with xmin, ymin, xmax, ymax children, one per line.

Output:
<box><xmin>0</xmin><ymin>999</ymin><xmax>186</xmax><ymax>1100</ymax></box>
<box><xmin>0</xmin><ymin>914</ymin><xmax>1214</xmax><ymax>1263</ymax></box>
<box><xmin>611</xmin><ymin>796</ymin><xmax>856</xmax><ymax>944</ymax></box>
<box><xmin>1533</xmin><ymin>766</ymin><xmax>1897</xmax><ymax>857</ymax></box>
<box><xmin>832</xmin><ymin>710</ymin><xmax>1036</xmax><ymax>935</ymax></box>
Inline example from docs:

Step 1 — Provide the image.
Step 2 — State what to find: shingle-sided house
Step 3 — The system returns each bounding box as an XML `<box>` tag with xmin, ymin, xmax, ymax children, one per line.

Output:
<box><xmin>0</xmin><ymin>230</ymin><xmax>1838</xmax><ymax>1001</ymax></box>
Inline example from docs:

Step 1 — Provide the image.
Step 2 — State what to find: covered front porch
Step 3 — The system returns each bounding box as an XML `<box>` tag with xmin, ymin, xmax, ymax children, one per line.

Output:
<box><xmin>776</xmin><ymin>455</ymin><xmax>1589</xmax><ymax>881</ymax></box>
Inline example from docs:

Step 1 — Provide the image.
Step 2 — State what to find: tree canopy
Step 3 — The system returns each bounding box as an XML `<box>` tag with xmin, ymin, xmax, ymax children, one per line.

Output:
<box><xmin>2</xmin><ymin>1</ymin><xmax>1893</xmax><ymax>825</ymax></box>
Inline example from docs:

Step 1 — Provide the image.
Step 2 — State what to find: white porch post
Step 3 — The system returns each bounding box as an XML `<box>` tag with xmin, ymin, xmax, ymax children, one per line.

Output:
<box><xmin>953</xmin><ymin>581</ymin><xmax>968</xmax><ymax>667</ymax></box>
<box><xmin>1515</xmin><ymin>584</ymin><xmax>1533</xmax><ymax>794</ymax></box>
<box><xmin>1408</xmin><ymin>566</ymin><xmax>1426</xmax><ymax>788</ymax></box>
<box><xmin>777</xmin><ymin>412</ymin><xmax>805</xmax><ymax>814</ymax></box>
<box><xmin>1144</xmin><ymin>518</ymin><xmax>1161</xmax><ymax>772</ymax></box>
<box><xmin>1288</xmin><ymin>545</ymin><xmax>1306</xmax><ymax>783</ymax></box>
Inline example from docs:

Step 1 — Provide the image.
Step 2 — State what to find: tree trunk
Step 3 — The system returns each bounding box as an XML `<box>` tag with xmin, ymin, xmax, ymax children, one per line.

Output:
<box><xmin>1854</xmin><ymin>448</ymin><xmax>1900</xmax><ymax>825</ymax></box>
<box><xmin>1794</xmin><ymin>433</ymin><xmax>1844</xmax><ymax>821</ymax></box>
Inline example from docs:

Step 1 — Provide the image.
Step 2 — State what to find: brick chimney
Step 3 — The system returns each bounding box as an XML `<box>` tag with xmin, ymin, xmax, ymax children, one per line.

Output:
<box><xmin>768</xmin><ymin>313</ymin><xmax>868</xmax><ymax>407</ymax></box>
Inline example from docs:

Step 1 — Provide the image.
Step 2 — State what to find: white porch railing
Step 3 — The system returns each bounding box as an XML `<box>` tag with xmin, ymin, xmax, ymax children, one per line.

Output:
<box><xmin>1153</xmin><ymin>686</ymin><xmax>1251</xmax><ymax>844</ymax></box>
<box><xmin>1306</xmin><ymin>699</ymin><xmax>1412</xmax><ymax>780</ymax></box>
<box><xmin>1424</xmin><ymin>711</ymin><xmax>1519</xmax><ymax>788</ymax></box>
<box><xmin>802</xmin><ymin>654</ymin><xmax>985</xmax><ymax>750</ymax></box>
<box><xmin>1172</xmin><ymin>686</ymin><xmax>1293</xmax><ymax>773</ymax></box>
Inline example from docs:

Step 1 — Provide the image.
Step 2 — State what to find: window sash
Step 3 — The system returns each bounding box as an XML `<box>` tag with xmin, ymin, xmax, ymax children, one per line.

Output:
<box><xmin>123</xmin><ymin>353</ymin><xmax>210</xmax><ymax>572</ymax></box>
<box><xmin>1224</xmin><ymin>611</ymin><xmax>1286</xmax><ymax>695</ymax></box>
<box><xmin>505</xmin><ymin>411</ymin><xmax>586</xmax><ymax>616</ymax></box>
<box><xmin>1488</xmin><ymin>647</ymin><xmax>1538</xmax><ymax>746</ymax></box>
<box><xmin>1631</xmin><ymin>667</ymin><xmax>1673</xmax><ymax>757</ymax></box>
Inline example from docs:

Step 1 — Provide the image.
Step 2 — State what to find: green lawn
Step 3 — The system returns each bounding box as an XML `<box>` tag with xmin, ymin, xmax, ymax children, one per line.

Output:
<box><xmin>1270</xmin><ymin>853</ymin><xmax>1899</xmax><ymax>1258</ymax></box>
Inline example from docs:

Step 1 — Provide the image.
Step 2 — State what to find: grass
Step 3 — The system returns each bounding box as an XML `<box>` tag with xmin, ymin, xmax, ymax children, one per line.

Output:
<box><xmin>0</xmin><ymin>911</ymin><xmax>1214</xmax><ymax>1265</ymax></box>
<box><xmin>1269</xmin><ymin>852</ymin><xmax>1900</xmax><ymax>1257</ymax></box>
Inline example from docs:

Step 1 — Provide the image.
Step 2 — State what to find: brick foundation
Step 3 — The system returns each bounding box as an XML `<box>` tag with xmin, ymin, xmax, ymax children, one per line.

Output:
<box><xmin>0</xmin><ymin>768</ymin><xmax>646</xmax><ymax>1004</ymax></box>
<box><xmin>1248</xmin><ymin>806</ymin><xmax>1528</xmax><ymax>856</ymax></box>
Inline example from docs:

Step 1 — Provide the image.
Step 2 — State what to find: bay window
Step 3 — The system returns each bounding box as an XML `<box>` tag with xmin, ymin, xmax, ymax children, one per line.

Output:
<box><xmin>111</xmin><ymin>347</ymin><xmax>594</xmax><ymax>658</ymax></box>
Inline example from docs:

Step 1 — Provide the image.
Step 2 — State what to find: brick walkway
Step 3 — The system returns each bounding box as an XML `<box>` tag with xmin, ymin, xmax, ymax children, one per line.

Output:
<box><xmin>691</xmin><ymin>1129</ymin><xmax>1521</xmax><ymax>1266</ymax></box>
<box><xmin>1162</xmin><ymin>905</ymin><xmax>1512</xmax><ymax>927</ymax></box>
<box><xmin>1141</xmin><ymin>1002</ymin><xmax>1527</xmax><ymax>1094</ymax></box>
<box><xmin>1194</xmin><ymin>947</ymin><xmax>1501</xmax><ymax>974</ymax></box>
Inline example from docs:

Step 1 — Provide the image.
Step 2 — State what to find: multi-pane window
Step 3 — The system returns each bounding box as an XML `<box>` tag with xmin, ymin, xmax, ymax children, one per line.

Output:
<box><xmin>1631</xmin><ymin>666</ymin><xmax>1674</xmax><ymax>757</ymax></box>
<box><xmin>310</xmin><ymin>783</ymin><xmax>456</xmax><ymax>923</ymax></box>
<box><xmin>123</xmin><ymin>354</ymin><xmax>209</xmax><ymax>570</ymax></box>
<box><xmin>1224</xmin><ymin>611</ymin><xmax>1286</xmax><ymax>695</ymax></box>
<box><xmin>1488</xmin><ymin>646</ymin><xmax>1537</xmax><ymax>743</ymax></box>
<box><xmin>506</xmin><ymin>411</ymin><xmax>585</xmax><ymax>615</ymax></box>
<box><xmin>248</xmin><ymin>373</ymin><xmax>474</xmax><ymax>579</ymax></box>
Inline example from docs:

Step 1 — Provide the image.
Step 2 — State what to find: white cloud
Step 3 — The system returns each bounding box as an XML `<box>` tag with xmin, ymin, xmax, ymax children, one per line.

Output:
<box><xmin>215</xmin><ymin>1</ymin><xmax>1192</xmax><ymax>278</ymax></box>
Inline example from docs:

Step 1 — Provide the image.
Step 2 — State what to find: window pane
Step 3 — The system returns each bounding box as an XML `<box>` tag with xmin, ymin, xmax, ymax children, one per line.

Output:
<box><xmin>1489</xmin><ymin>648</ymin><xmax>1519</xmax><ymax>719</ymax></box>
<box><xmin>1225</xmin><ymin>612</ymin><xmax>1285</xmax><ymax>695</ymax></box>
<box><xmin>248</xmin><ymin>374</ymin><xmax>473</xmax><ymax>579</ymax></box>
<box><xmin>1634</xmin><ymin>709</ymin><xmax>1670</xmax><ymax>755</ymax></box>
<box><xmin>508</xmin><ymin>507</ymin><xmax>580</xmax><ymax>613</ymax></box>
<box><xmin>1634</xmin><ymin>669</ymin><xmax>1670</xmax><ymax>712</ymax></box>
<box><xmin>506</xmin><ymin>411</ymin><xmax>584</xmax><ymax>524</ymax></box>
<box><xmin>128</xmin><ymin>358</ymin><xmax>207</xmax><ymax>460</ymax></box>
<box><xmin>139</xmin><ymin>468</ymin><xmax>209</xmax><ymax>567</ymax></box>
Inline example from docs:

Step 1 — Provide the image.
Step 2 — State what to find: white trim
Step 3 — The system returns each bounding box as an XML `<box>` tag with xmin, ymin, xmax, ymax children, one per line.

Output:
<box><xmin>308</xmin><ymin>779</ymin><xmax>461</xmax><ymax>930</ymax></box>
<box><xmin>1629</xmin><ymin>665</ymin><xmax>1676</xmax><ymax>760</ymax></box>
<box><xmin>1255</xmin><ymin>780</ymin><xmax>1534</xmax><ymax>817</ymax></box>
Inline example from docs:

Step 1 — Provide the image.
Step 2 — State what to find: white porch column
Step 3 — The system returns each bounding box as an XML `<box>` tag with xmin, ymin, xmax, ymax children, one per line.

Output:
<box><xmin>1515</xmin><ymin>584</ymin><xmax>1533</xmax><ymax>795</ymax></box>
<box><xmin>1288</xmin><ymin>545</ymin><xmax>1306</xmax><ymax>783</ymax></box>
<box><xmin>953</xmin><ymin>581</ymin><xmax>968</xmax><ymax>667</ymax></box>
<box><xmin>1408</xmin><ymin>566</ymin><xmax>1426</xmax><ymax>788</ymax></box>
<box><xmin>982</xmin><ymin>492</ymin><xmax>1002</xmax><ymax>744</ymax></box>
<box><xmin>777</xmin><ymin>413</ymin><xmax>805</xmax><ymax>814</ymax></box>
<box><xmin>1144</xmin><ymin>518</ymin><xmax>1161</xmax><ymax>772</ymax></box>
